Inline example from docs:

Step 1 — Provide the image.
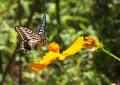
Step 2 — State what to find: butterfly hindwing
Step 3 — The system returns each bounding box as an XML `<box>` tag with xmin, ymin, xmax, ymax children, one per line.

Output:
<box><xmin>38</xmin><ymin>14</ymin><xmax>46</xmax><ymax>39</ymax></box>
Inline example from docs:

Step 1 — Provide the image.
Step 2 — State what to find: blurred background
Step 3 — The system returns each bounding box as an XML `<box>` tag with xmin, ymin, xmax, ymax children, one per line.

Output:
<box><xmin>0</xmin><ymin>0</ymin><xmax>120</xmax><ymax>85</ymax></box>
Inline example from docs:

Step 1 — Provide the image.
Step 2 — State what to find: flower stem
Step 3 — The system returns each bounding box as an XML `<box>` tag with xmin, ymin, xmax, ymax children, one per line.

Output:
<box><xmin>100</xmin><ymin>47</ymin><xmax>120</xmax><ymax>62</ymax></box>
<box><xmin>56</xmin><ymin>61</ymin><xmax>74</xmax><ymax>82</ymax></box>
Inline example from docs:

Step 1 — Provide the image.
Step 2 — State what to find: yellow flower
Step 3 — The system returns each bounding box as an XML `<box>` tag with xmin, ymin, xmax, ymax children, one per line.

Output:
<box><xmin>30</xmin><ymin>36</ymin><xmax>95</xmax><ymax>71</ymax></box>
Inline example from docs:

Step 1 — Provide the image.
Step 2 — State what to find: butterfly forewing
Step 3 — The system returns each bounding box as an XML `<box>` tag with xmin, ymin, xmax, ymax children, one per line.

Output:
<box><xmin>15</xmin><ymin>26</ymin><xmax>41</xmax><ymax>40</ymax></box>
<box><xmin>15</xmin><ymin>26</ymin><xmax>28</xmax><ymax>41</ymax></box>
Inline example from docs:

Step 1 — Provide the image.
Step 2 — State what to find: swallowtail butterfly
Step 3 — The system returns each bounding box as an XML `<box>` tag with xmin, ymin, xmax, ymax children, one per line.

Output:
<box><xmin>15</xmin><ymin>14</ymin><xmax>47</xmax><ymax>51</ymax></box>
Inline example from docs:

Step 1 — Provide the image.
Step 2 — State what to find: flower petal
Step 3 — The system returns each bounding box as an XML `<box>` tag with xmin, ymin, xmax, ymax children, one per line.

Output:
<box><xmin>48</xmin><ymin>42</ymin><xmax>60</xmax><ymax>53</ymax></box>
<box><xmin>59</xmin><ymin>36</ymin><xmax>84</xmax><ymax>60</ymax></box>
<box><xmin>30</xmin><ymin>62</ymin><xmax>46</xmax><ymax>71</ymax></box>
<box><xmin>30</xmin><ymin>51</ymin><xmax>60</xmax><ymax>71</ymax></box>
<box><xmin>42</xmin><ymin>51</ymin><xmax>59</xmax><ymax>65</ymax></box>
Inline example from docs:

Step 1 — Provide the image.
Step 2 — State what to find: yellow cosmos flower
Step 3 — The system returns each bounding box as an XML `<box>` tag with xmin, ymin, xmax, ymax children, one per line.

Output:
<box><xmin>30</xmin><ymin>36</ymin><xmax>94</xmax><ymax>71</ymax></box>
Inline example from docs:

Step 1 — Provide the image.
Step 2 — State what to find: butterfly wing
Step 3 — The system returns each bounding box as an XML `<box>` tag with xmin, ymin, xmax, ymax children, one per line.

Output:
<box><xmin>38</xmin><ymin>14</ymin><xmax>46</xmax><ymax>39</ymax></box>
<box><xmin>15</xmin><ymin>26</ymin><xmax>42</xmax><ymax>49</ymax></box>
<box><xmin>37</xmin><ymin>14</ymin><xmax>48</xmax><ymax>51</ymax></box>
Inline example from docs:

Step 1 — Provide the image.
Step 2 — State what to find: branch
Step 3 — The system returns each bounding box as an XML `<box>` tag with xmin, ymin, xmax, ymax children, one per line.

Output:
<box><xmin>0</xmin><ymin>41</ymin><xmax>20</xmax><ymax>84</ymax></box>
<box><xmin>0</xmin><ymin>54</ymin><xmax>2</xmax><ymax>73</ymax></box>
<box><xmin>55</xmin><ymin>0</ymin><xmax>61</xmax><ymax>24</ymax></box>
<box><xmin>25</xmin><ymin>0</ymin><xmax>36</xmax><ymax>26</ymax></box>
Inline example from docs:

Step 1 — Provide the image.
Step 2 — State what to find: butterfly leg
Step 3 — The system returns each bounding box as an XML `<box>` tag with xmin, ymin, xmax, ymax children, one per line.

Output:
<box><xmin>37</xmin><ymin>42</ymin><xmax>44</xmax><ymax>52</ymax></box>
<box><xmin>37</xmin><ymin>38</ymin><xmax>48</xmax><ymax>52</ymax></box>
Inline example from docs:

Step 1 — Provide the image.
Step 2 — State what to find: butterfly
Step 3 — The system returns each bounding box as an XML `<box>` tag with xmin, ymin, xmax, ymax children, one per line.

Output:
<box><xmin>15</xmin><ymin>14</ymin><xmax>47</xmax><ymax>51</ymax></box>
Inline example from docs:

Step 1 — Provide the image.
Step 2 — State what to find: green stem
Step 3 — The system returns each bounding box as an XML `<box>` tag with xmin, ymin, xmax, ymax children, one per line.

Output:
<box><xmin>100</xmin><ymin>47</ymin><xmax>120</xmax><ymax>62</ymax></box>
<box><xmin>56</xmin><ymin>61</ymin><xmax>74</xmax><ymax>82</ymax></box>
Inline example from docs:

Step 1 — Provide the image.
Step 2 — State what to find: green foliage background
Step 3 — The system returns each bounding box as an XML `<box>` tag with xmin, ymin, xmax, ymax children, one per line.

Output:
<box><xmin>0</xmin><ymin>0</ymin><xmax>120</xmax><ymax>85</ymax></box>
